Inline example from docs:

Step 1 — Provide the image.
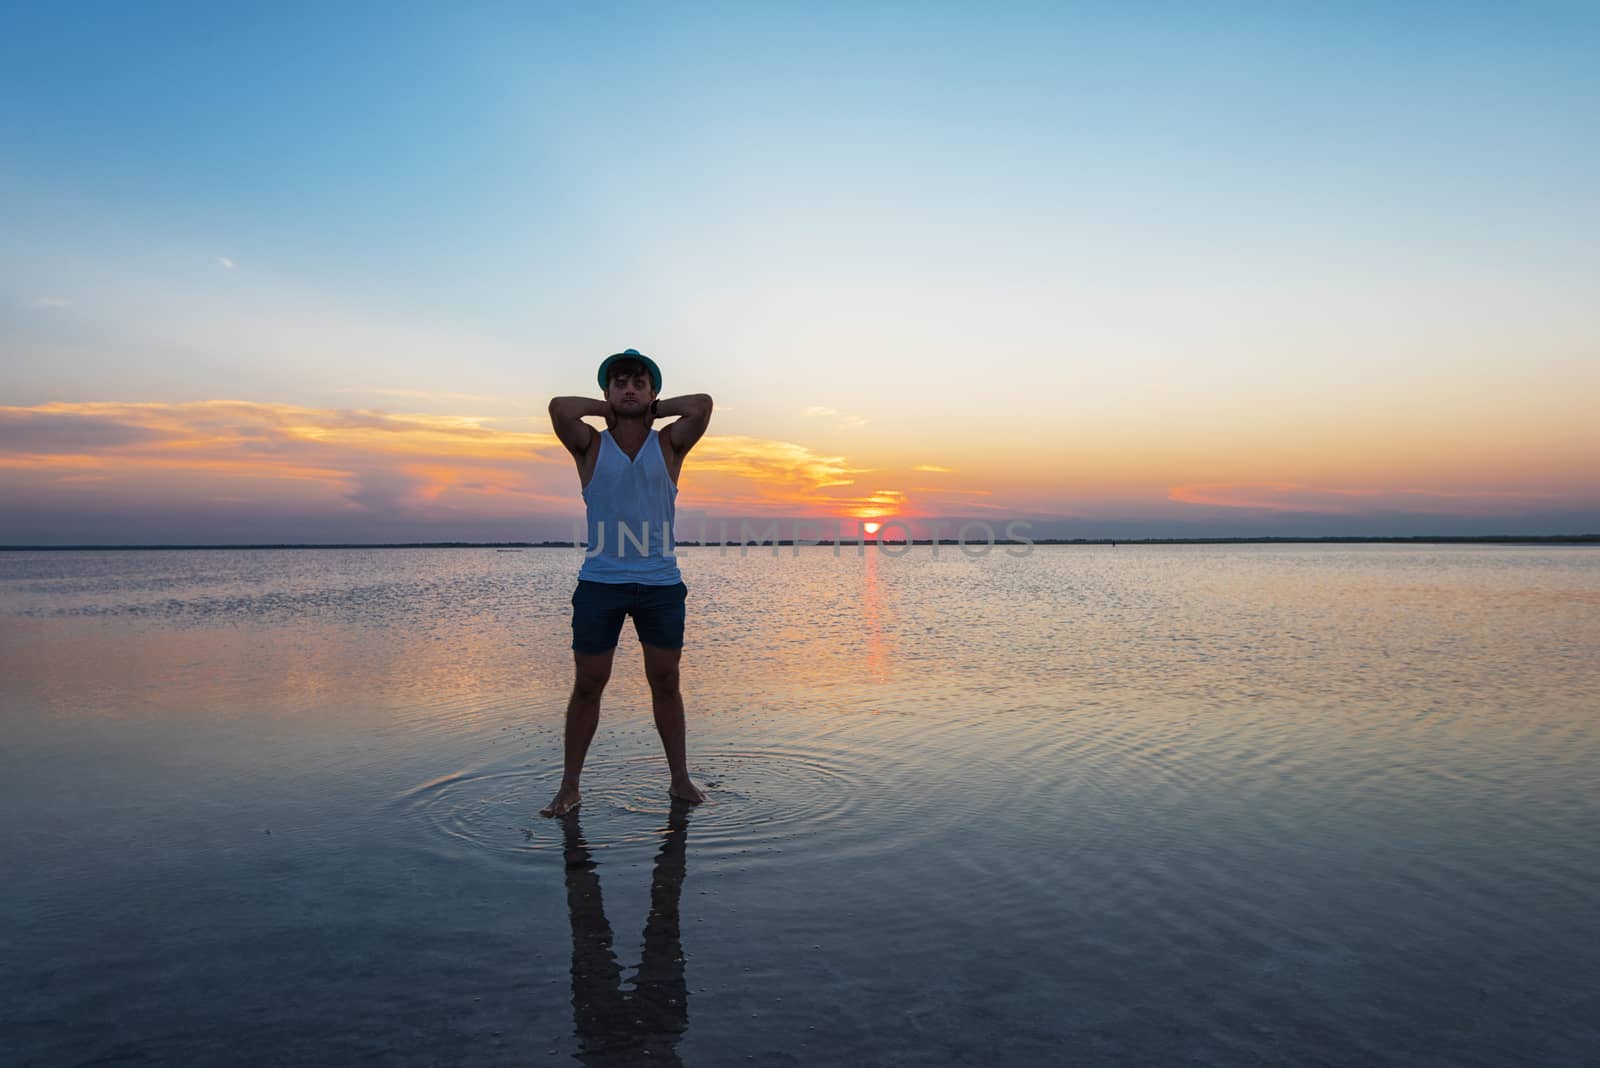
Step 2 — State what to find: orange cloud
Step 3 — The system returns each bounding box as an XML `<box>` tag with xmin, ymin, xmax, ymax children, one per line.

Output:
<box><xmin>3</xmin><ymin>403</ymin><xmax>1592</xmax><ymax>540</ymax></box>
<box><xmin>0</xmin><ymin>401</ymin><xmax>570</xmax><ymax>518</ymax></box>
<box><xmin>0</xmin><ymin>402</ymin><xmax>929</xmax><ymax>524</ymax></box>
<box><xmin>682</xmin><ymin>434</ymin><xmax>882</xmax><ymax>514</ymax></box>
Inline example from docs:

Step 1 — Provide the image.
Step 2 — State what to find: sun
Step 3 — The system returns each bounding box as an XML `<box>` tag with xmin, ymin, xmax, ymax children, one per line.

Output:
<box><xmin>862</xmin><ymin>521</ymin><xmax>881</xmax><ymax>535</ymax></box>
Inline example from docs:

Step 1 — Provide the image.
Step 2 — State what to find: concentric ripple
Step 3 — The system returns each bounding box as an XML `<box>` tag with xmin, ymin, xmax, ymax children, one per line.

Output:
<box><xmin>392</xmin><ymin>742</ymin><xmax>914</xmax><ymax>869</ymax></box>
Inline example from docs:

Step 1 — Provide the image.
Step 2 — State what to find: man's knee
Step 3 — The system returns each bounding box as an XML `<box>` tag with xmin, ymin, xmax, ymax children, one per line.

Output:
<box><xmin>646</xmin><ymin>664</ymin><xmax>680</xmax><ymax>696</ymax></box>
<box><xmin>574</xmin><ymin>672</ymin><xmax>609</xmax><ymax>700</ymax></box>
<box><xmin>572</xmin><ymin>653</ymin><xmax>613</xmax><ymax>698</ymax></box>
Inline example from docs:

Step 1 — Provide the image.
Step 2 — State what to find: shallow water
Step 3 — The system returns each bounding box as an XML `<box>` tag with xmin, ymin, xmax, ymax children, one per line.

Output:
<box><xmin>2</xmin><ymin>545</ymin><xmax>1598</xmax><ymax>1064</ymax></box>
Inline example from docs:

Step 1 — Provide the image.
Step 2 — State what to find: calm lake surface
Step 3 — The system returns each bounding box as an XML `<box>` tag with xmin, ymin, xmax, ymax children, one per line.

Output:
<box><xmin>3</xmin><ymin>545</ymin><xmax>1598</xmax><ymax>1065</ymax></box>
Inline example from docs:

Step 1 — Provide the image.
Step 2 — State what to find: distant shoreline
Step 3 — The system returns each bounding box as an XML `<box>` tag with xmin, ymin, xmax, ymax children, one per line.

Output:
<box><xmin>3</xmin><ymin>535</ymin><xmax>1596</xmax><ymax>551</ymax></box>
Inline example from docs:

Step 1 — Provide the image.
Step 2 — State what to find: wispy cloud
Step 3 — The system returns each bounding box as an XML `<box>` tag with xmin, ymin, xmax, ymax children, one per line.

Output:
<box><xmin>12</xmin><ymin>403</ymin><xmax>1572</xmax><ymax>537</ymax></box>
<box><xmin>912</xmin><ymin>464</ymin><xmax>951</xmax><ymax>473</ymax></box>
<box><xmin>0</xmin><ymin>409</ymin><xmax>172</xmax><ymax>453</ymax></box>
<box><xmin>0</xmin><ymin>402</ymin><xmax>925</xmax><ymax>527</ymax></box>
<box><xmin>684</xmin><ymin>435</ymin><xmax>875</xmax><ymax>513</ymax></box>
<box><xmin>842</xmin><ymin>488</ymin><xmax>907</xmax><ymax>518</ymax></box>
<box><xmin>31</xmin><ymin>296</ymin><xmax>71</xmax><ymax>308</ymax></box>
<box><xmin>215</xmin><ymin>256</ymin><xmax>235</xmax><ymax>269</ymax></box>
<box><xmin>0</xmin><ymin>401</ymin><xmax>569</xmax><ymax>519</ymax></box>
<box><xmin>801</xmin><ymin>405</ymin><xmax>868</xmax><ymax>429</ymax></box>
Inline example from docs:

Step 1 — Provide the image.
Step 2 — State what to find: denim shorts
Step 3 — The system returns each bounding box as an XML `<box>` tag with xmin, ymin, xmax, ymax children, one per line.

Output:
<box><xmin>571</xmin><ymin>580</ymin><xmax>688</xmax><ymax>654</ymax></box>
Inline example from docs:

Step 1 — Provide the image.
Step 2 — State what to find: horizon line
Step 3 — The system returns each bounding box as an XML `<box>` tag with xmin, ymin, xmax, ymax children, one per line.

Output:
<box><xmin>3</xmin><ymin>534</ymin><xmax>1598</xmax><ymax>551</ymax></box>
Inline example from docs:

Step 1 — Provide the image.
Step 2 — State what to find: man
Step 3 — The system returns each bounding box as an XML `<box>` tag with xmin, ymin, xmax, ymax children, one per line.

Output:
<box><xmin>541</xmin><ymin>348</ymin><xmax>713</xmax><ymax>818</ymax></box>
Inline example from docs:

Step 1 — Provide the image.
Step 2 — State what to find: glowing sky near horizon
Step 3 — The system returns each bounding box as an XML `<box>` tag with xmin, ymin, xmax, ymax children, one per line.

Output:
<box><xmin>2</xmin><ymin>2</ymin><xmax>1597</xmax><ymax>542</ymax></box>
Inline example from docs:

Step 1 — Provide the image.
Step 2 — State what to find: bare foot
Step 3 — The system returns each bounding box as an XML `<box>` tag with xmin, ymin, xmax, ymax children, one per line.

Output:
<box><xmin>540</xmin><ymin>784</ymin><xmax>582</xmax><ymax>818</ymax></box>
<box><xmin>669</xmin><ymin>777</ymin><xmax>707</xmax><ymax>805</ymax></box>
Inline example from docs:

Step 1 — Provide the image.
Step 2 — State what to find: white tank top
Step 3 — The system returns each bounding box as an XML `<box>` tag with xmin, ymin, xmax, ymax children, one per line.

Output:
<box><xmin>576</xmin><ymin>428</ymin><xmax>681</xmax><ymax>584</ymax></box>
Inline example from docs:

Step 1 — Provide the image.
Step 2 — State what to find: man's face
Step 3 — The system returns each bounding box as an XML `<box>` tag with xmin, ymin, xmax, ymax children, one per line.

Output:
<box><xmin>606</xmin><ymin>367</ymin><xmax>656</xmax><ymax>415</ymax></box>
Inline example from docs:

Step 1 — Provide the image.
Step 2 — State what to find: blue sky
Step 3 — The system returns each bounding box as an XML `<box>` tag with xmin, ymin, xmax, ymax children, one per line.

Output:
<box><xmin>3</xmin><ymin>2</ymin><xmax>1597</xmax><ymax>541</ymax></box>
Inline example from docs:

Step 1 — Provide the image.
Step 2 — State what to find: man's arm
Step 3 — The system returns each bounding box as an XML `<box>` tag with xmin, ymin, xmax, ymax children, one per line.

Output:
<box><xmin>548</xmin><ymin>396</ymin><xmax>607</xmax><ymax>458</ymax></box>
<box><xmin>657</xmin><ymin>394</ymin><xmax>714</xmax><ymax>457</ymax></box>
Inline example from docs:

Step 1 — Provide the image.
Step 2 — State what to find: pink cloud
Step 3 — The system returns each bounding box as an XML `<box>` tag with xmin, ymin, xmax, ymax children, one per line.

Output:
<box><xmin>1169</xmin><ymin>482</ymin><xmax>1563</xmax><ymax>516</ymax></box>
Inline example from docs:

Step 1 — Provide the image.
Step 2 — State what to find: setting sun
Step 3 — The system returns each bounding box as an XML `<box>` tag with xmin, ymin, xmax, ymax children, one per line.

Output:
<box><xmin>862</xmin><ymin>522</ymin><xmax>881</xmax><ymax>535</ymax></box>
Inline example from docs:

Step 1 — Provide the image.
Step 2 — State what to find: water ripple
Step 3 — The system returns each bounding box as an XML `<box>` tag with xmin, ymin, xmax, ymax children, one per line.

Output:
<box><xmin>392</xmin><ymin>742</ymin><xmax>920</xmax><ymax>869</ymax></box>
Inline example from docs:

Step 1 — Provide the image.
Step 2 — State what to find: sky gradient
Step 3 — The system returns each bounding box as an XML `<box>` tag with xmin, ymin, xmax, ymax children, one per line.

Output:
<box><xmin>3</xmin><ymin>2</ymin><xmax>1597</xmax><ymax>543</ymax></box>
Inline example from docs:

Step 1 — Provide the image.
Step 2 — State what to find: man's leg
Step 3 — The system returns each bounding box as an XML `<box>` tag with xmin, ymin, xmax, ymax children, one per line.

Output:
<box><xmin>641</xmin><ymin>642</ymin><xmax>706</xmax><ymax>804</ymax></box>
<box><xmin>541</xmin><ymin>648</ymin><xmax>615</xmax><ymax>817</ymax></box>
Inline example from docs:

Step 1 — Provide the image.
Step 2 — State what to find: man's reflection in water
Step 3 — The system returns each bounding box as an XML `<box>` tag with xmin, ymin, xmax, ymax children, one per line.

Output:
<box><xmin>562</xmin><ymin>803</ymin><xmax>690</xmax><ymax>1065</ymax></box>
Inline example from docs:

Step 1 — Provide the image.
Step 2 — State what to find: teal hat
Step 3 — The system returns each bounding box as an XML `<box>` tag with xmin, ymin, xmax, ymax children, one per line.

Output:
<box><xmin>597</xmin><ymin>348</ymin><xmax>662</xmax><ymax>393</ymax></box>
